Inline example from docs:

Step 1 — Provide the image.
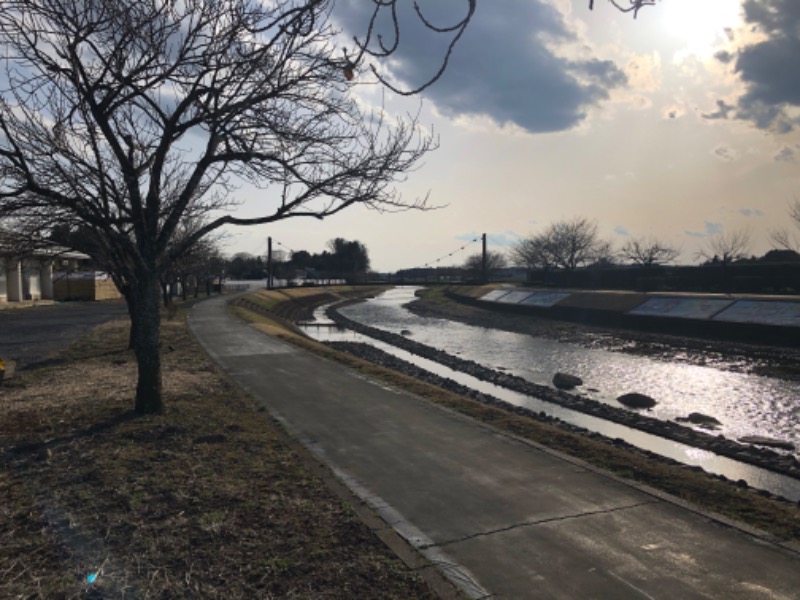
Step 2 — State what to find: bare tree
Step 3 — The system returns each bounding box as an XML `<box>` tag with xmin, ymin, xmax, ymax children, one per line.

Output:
<box><xmin>510</xmin><ymin>235</ymin><xmax>555</xmax><ymax>272</ymax></box>
<box><xmin>464</xmin><ymin>251</ymin><xmax>507</xmax><ymax>280</ymax></box>
<box><xmin>696</xmin><ymin>228</ymin><xmax>753</xmax><ymax>267</ymax></box>
<box><xmin>160</xmin><ymin>221</ymin><xmax>225</xmax><ymax>306</ymax></box>
<box><xmin>541</xmin><ymin>217</ymin><xmax>610</xmax><ymax>271</ymax></box>
<box><xmin>512</xmin><ymin>218</ymin><xmax>612</xmax><ymax>274</ymax></box>
<box><xmin>0</xmin><ymin>0</ymin><xmax>477</xmax><ymax>413</ymax></box>
<box><xmin>619</xmin><ymin>237</ymin><xmax>680</xmax><ymax>267</ymax></box>
<box><xmin>0</xmin><ymin>0</ymin><xmax>655</xmax><ymax>414</ymax></box>
<box><xmin>771</xmin><ymin>197</ymin><xmax>800</xmax><ymax>252</ymax></box>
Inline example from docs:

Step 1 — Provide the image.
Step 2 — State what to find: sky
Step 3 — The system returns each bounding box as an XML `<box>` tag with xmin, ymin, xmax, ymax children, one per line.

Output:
<box><xmin>222</xmin><ymin>0</ymin><xmax>800</xmax><ymax>272</ymax></box>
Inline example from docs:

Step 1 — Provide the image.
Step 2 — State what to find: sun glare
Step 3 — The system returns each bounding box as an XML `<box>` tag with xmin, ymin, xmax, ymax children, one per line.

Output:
<box><xmin>660</xmin><ymin>0</ymin><xmax>743</xmax><ymax>59</ymax></box>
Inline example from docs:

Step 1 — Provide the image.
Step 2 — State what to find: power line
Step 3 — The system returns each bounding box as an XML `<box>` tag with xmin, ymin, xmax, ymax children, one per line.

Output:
<box><xmin>261</xmin><ymin>236</ymin><xmax>481</xmax><ymax>272</ymax></box>
<box><xmin>271</xmin><ymin>239</ymin><xmax>296</xmax><ymax>256</ymax></box>
<box><xmin>408</xmin><ymin>237</ymin><xmax>481</xmax><ymax>270</ymax></box>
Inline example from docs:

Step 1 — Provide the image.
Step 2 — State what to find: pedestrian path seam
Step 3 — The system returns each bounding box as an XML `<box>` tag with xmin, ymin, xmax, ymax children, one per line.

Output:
<box><xmin>424</xmin><ymin>500</ymin><xmax>660</xmax><ymax>550</ymax></box>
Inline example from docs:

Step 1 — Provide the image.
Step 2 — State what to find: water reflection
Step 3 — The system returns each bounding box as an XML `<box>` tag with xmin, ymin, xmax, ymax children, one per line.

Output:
<box><xmin>299</xmin><ymin>290</ymin><xmax>800</xmax><ymax>501</ymax></box>
<box><xmin>340</xmin><ymin>288</ymin><xmax>800</xmax><ymax>451</ymax></box>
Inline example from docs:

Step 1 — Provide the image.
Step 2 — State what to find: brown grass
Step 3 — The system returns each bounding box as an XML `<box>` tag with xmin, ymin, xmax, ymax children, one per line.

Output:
<box><xmin>0</xmin><ymin>310</ymin><xmax>434</xmax><ymax>599</ymax></box>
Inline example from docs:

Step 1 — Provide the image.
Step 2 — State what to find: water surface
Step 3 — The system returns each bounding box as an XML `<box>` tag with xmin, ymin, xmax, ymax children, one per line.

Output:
<box><xmin>300</xmin><ymin>287</ymin><xmax>800</xmax><ymax>500</ymax></box>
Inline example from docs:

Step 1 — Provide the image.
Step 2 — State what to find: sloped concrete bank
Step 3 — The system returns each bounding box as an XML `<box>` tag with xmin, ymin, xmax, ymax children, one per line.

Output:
<box><xmin>326</xmin><ymin>305</ymin><xmax>800</xmax><ymax>483</ymax></box>
<box><xmin>446</xmin><ymin>288</ymin><xmax>800</xmax><ymax>348</ymax></box>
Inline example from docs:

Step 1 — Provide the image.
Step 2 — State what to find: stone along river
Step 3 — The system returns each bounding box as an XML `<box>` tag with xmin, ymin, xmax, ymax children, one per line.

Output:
<box><xmin>299</xmin><ymin>287</ymin><xmax>800</xmax><ymax>501</ymax></box>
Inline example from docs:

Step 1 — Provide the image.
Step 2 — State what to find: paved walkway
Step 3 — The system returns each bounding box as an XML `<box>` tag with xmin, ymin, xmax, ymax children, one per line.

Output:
<box><xmin>188</xmin><ymin>295</ymin><xmax>800</xmax><ymax>599</ymax></box>
<box><xmin>0</xmin><ymin>300</ymin><xmax>128</xmax><ymax>369</ymax></box>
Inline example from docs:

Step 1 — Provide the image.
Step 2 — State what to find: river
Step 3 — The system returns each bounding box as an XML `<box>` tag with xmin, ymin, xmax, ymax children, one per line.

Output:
<box><xmin>299</xmin><ymin>286</ymin><xmax>800</xmax><ymax>501</ymax></box>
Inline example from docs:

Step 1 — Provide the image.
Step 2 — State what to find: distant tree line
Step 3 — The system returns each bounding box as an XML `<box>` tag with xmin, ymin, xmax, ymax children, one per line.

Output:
<box><xmin>227</xmin><ymin>238</ymin><xmax>370</xmax><ymax>284</ymax></box>
<box><xmin>504</xmin><ymin>205</ymin><xmax>800</xmax><ymax>293</ymax></box>
<box><xmin>402</xmin><ymin>203</ymin><xmax>800</xmax><ymax>293</ymax></box>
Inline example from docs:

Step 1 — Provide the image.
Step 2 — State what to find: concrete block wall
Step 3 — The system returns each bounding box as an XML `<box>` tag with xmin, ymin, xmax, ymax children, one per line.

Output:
<box><xmin>53</xmin><ymin>273</ymin><xmax>121</xmax><ymax>301</ymax></box>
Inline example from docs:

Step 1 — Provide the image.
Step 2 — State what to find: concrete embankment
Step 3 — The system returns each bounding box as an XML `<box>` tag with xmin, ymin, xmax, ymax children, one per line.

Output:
<box><xmin>446</xmin><ymin>286</ymin><xmax>800</xmax><ymax>347</ymax></box>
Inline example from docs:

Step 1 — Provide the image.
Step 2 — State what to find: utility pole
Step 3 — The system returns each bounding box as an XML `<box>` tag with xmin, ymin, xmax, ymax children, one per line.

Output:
<box><xmin>267</xmin><ymin>236</ymin><xmax>273</xmax><ymax>290</ymax></box>
<box><xmin>481</xmin><ymin>233</ymin><xmax>487</xmax><ymax>283</ymax></box>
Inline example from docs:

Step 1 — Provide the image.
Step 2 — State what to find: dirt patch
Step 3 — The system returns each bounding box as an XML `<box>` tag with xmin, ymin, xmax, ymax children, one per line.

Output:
<box><xmin>0</xmin><ymin>310</ymin><xmax>435</xmax><ymax>599</ymax></box>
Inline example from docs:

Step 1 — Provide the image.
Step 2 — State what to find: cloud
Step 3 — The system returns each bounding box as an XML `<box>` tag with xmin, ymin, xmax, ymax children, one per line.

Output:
<box><xmin>685</xmin><ymin>222</ymin><xmax>723</xmax><ymax>238</ymax></box>
<box><xmin>774</xmin><ymin>144</ymin><xmax>800</xmax><ymax>162</ymax></box>
<box><xmin>739</xmin><ymin>208</ymin><xmax>765</xmax><ymax>217</ymax></box>
<box><xmin>456</xmin><ymin>230</ymin><xmax>519</xmax><ymax>248</ymax></box>
<box><xmin>712</xmin><ymin>144</ymin><xmax>738</xmax><ymax>162</ymax></box>
<box><xmin>332</xmin><ymin>0</ymin><xmax>627</xmax><ymax>134</ymax></box>
<box><xmin>702</xmin><ymin>99</ymin><xmax>735</xmax><ymax>121</ymax></box>
<box><xmin>493</xmin><ymin>231</ymin><xmax>522</xmax><ymax>247</ymax></box>
<box><xmin>663</xmin><ymin>104</ymin><xmax>685</xmax><ymax>120</ymax></box>
<box><xmin>620</xmin><ymin>52</ymin><xmax>660</xmax><ymax>92</ymax></box>
<box><xmin>455</xmin><ymin>232</ymin><xmax>484</xmax><ymax>243</ymax></box>
<box><xmin>613</xmin><ymin>226</ymin><xmax>630</xmax><ymax>236</ymax></box>
<box><xmin>713</xmin><ymin>50</ymin><xmax>735</xmax><ymax>64</ymax></box>
<box><xmin>714</xmin><ymin>0</ymin><xmax>800</xmax><ymax>133</ymax></box>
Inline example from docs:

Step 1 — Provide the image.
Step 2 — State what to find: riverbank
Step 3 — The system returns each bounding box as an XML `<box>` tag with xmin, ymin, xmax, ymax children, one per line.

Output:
<box><xmin>445</xmin><ymin>284</ymin><xmax>800</xmax><ymax>348</ymax></box>
<box><xmin>0</xmin><ymin>304</ymin><xmax>434</xmax><ymax>598</ymax></box>
<box><xmin>411</xmin><ymin>285</ymin><xmax>800</xmax><ymax>380</ymax></box>
<box><xmin>325</xmin><ymin>305</ymin><xmax>800</xmax><ymax>481</ymax></box>
<box><xmin>234</xmin><ymin>287</ymin><xmax>800</xmax><ymax>543</ymax></box>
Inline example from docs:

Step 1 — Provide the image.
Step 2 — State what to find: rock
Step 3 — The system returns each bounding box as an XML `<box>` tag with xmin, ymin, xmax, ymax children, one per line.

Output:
<box><xmin>552</xmin><ymin>372</ymin><xmax>583</xmax><ymax>390</ymax></box>
<box><xmin>617</xmin><ymin>392</ymin><xmax>657</xmax><ymax>409</ymax></box>
<box><xmin>738</xmin><ymin>436</ymin><xmax>795</xmax><ymax>451</ymax></box>
<box><xmin>675</xmin><ymin>412</ymin><xmax>722</xmax><ymax>427</ymax></box>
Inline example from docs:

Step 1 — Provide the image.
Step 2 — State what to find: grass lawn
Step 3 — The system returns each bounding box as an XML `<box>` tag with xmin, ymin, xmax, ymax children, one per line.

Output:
<box><xmin>0</xmin><ymin>305</ymin><xmax>435</xmax><ymax>599</ymax></box>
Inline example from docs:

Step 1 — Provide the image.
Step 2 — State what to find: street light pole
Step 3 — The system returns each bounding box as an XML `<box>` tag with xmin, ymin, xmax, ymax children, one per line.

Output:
<box><xmin>481</xmin><ymin>233</ymin><xmax>487</xmax><ymax>283</ymax></box>
<box><xmin>267</xmin><ymin>237</ymin><xmax>273</xmax><ymax>290</ymax></box>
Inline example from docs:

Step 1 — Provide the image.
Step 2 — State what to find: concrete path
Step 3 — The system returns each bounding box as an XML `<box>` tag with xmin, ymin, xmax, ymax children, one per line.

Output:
<box><xmin>0</xmin><ymin>300</ymin><xmax>128</xmax><ymax>369</ymax></box>
<box><xmin>188</xmin><ymin>295</ymin><xmax>800</xmax><ymax>599</ymax></box>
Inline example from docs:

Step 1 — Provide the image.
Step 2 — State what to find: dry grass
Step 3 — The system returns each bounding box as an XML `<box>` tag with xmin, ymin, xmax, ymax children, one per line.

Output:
<box><xmin>0</xmin><ymin>310</ymin><xmax>434</xmax><ymax>599</ymax></box>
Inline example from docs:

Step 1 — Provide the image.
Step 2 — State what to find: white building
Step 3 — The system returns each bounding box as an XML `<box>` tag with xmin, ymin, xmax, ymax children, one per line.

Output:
<box><xmin>0</xmin><ymin>249</ymin><xmax>90</xmax><ymax>303</ymax></box>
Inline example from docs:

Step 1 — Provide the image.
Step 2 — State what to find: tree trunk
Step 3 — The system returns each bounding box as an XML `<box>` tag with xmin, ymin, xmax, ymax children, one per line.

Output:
<box><xmin>121</xmin><ymin>286</ymin><xmax>138</xmax><ymax>351</ymax></box>
<box><xmin>130</xmin><ymin>275</ymin><xmax>163</xmax><ymax>414</ymax></box>
<box><xmin>161</xmin><ymin>281</ymin><xmax>170</xmax><ymax>308</ymax></box>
